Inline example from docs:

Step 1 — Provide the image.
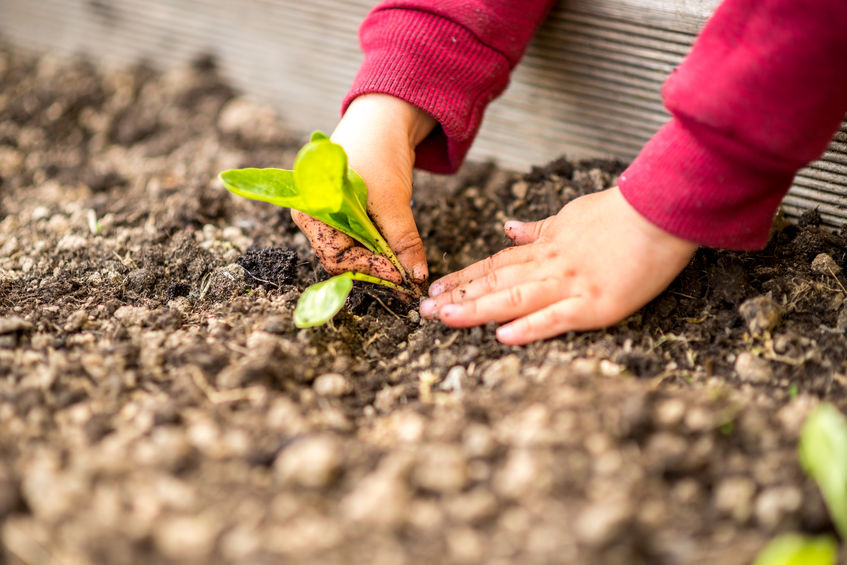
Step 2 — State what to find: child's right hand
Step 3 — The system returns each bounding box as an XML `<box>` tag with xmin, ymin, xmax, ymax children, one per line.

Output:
<box><xmin>291</xmin><ymin>94</ymin><xmax>436</xmax><ymax>286</ymax></box>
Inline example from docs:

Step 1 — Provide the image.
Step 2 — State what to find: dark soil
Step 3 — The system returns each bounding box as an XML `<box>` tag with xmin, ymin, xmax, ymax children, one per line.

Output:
<box><xmin>1</xmin><ymin>45</ymin><xmax>847</xmax><ymax>564</ymax></box>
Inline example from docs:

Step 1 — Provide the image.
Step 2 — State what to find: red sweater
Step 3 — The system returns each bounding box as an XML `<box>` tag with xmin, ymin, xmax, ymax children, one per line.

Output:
<box><xmin>343</xmin><ymin>0</ymin><xmax>847</xmax><ymax>250</ymax></box>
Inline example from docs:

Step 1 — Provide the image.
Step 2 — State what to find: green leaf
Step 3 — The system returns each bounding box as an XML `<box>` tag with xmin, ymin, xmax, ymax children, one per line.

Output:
<box><xmin>219</xmin><ymin>168</ymin><xmax>297</xmax><ymax>208</ymax></box>
<box><xmin>799</xmin><ymin>403</ymin><xmax>847</xmax><ymax>539</ymax></box>
<box><xmin>293</xmin><ymin>133</ymin><xmax>347</xmax><ymax>215</ymax></box>
<box><xmin>293</xmin><ymin>273</ymin><xmax>354</xmax><ymax>328</ymax></box>
<box><xmin>752</xmin><ymin>534</ymin><xmax>837</xmax><ymax>565</ymax></box>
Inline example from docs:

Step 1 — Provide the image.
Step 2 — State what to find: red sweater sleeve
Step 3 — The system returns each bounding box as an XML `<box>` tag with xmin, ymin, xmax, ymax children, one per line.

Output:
<box><xmin>618</xmin><ymin>0</ymin><xmax>847</xmax><ymax>250</ymax></box>
<box><xmin>343</xmin><ymin>0</ymin><xmax>555</xmax><ymax>174</ymax></box>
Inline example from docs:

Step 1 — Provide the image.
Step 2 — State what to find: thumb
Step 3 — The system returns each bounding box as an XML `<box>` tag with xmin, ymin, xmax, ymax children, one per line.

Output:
<box><xmin>504</xmin><ymin>217</ymin><xmax>552</xmax><ymax>246</ymax></box>
<box><xmin>372</xmin><ymin>205</ymin><xmax>428</xmax><ymax>284</ymax></box>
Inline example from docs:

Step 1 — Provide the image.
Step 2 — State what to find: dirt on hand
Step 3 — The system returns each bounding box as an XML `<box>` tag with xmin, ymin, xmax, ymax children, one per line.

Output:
<box><xmin>1</xmin><ymin>45</ymin><xmax>846</xmax><ymax>564</ymax></box>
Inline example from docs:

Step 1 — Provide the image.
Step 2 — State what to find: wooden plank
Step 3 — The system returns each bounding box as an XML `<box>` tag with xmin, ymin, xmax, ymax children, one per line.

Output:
<box><xmin>1</xmin><ymin>0</ymin><xmax>846</xmax><ymax>227</ymax></box>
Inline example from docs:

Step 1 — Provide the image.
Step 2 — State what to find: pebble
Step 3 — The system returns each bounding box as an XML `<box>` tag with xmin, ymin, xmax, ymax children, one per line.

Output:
<box><xmin>734</xmin><ymin>352</ymin><xmax>773</xmax><ymax>383</ymax></box>
<box><xmin>274</xmin><ymin>435</ymin><xmax>341</xmax><ymax>489</ymax></box>
<box><xmin>713</xmin><ymin>476</ymin><xmax>757</xmax><ymax>523</ymax></box>
<box><xmin>445</xmin><ymin>489</ymin><xmax>499</xmax><ymax>524</ymax></box>
<box><xmin>811</xmin><ymin>253</ymin><xmax>841</xmax><ymax>276</ymax></box>
<box><xmin>341</xmin><ymin>465</ymin><xmax>410</xmax><ymax>529</ymax></box>
<box><xmin>113</xmin><ymin>305</ymin><xmax>150</xmax><ymax>327</ymax></box>
<box><xmin>482</xmin><ymin>354</ymin><xmax>521</xmax><ymax>387</ymax></box>
<box><xmin>754</xmin><ymin>485</ymin><xmax>803</xmax><ymax>529</ymax></box>
<box><xmin>575</xmin><ymin>499</ymin><xmax>632</xmax><ymax>547</ymax></box>
<box><xmin>313</xmin><ymin>373</ymin><xmax>353</xmax><ymax>397</ymax></box>
<box><xmin>412</xmin><ymin>444</ymin><xmax>468</xmax><ymax>493</ymax></box>
<box><xmin>492</xmin><ymin>448</ymin><xmax>551</xmax><ymax>500</ymax></box>
<box><xmin>653</xmin><ymin>397</ymin><xmax>687</xmax><ymax>428</ymax></box>
<box><xmin>645</xmin><ymin>432</ymin><xmax>688</xmax><ymax>473</ymax></box>
<box><xmin>55</xmin><ymin>234</ymin><xmax>87</xmax><ymax>252</ymax></box>
<box><xmin>153</xmin><ymin>515</ymin><xmax>217</xmax><ymax>560</ymax></box>
<box><xmin>0</xmin><ymin>316</ymin><xmax>33</xmax><ymax>335</ymax></box>
<box><xmin>739</xmin><ymin>295</ymin><xmax>782</xmax><ymax>335</ymax></box>
<box><xmin>440</xmin><ymin>365</ymin><xmax>467</xmax><ymax>393</ymax></box>
<box><xmin>447</xmin><ymin>527</ymin><xmax>485</xmax><ymax>564</ymax></box>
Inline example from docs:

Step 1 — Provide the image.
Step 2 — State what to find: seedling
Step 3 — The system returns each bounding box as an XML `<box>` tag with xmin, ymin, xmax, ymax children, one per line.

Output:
<box><xmin>219</xmin><ymin>131</ymin><xmax>415</xmax><ymax>328</ymax></box>
<box><xmin>753</xmin><ymin>402</ymin><xmax>847</xmax><ymax>565</ymax></box>
<box><xmin>799</xmin><ymin>403</ymin><xmax>847</xmax><ymax>540</ymax></box>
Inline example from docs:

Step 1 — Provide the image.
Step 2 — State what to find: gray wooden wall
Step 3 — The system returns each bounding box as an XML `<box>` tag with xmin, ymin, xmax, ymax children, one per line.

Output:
<box><xmin>2</xmin><ymin>0</ymin><xmax>846</xmax><ymax>227</ymax></box>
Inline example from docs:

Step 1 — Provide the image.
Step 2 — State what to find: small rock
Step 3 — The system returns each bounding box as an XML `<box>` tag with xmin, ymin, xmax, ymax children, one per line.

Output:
<box><xmin>153</xmin><ymin>515</ymin><xmax>217</xmax><ymax>560</ymax></box>
<box><xmin>0</xmin><ymin>317</ymin><xmax>33</xmax><ymax>335</ymax></box>
<box><xmin>811</xmin><ymin>253</ymin><xmax>841</xmax><ymax>276</ymax></box>
<box><xmin>445</xmin><ymin>489</ymin><xmax>499</xmax><ymax>524</ymax></box>
<box><xmin>341</xmin><ymin>458</ymin><xmax>411</xmax><ymax>529</ymax></box>
<box><xmin>739</xmin><ymin>295</ymin><xmax>782</xmax><ymax>335</ymax></box>
<box><xmin>440</xmin><ymin>365</ymin><xmax>467</xmax><ymax>393</ymax></box>
<box><xmin>463</xmin><ymin>424</ymin><xmax>497</xmax><ymax>458</ymax></box>
<box><xmin>113</xmin><ymin>305</ymin><xmax>150</xmax><ymax>327</ymax></box>
<box><xmin>575</xmin><ymin>499</ymin><xmax>632</xmax><ymax>547</ymax></box>
<box><xmin>734</xmin><ymin>352</ymin><xmax>773</xmax><ymax>383</ymax></box>
<box><xmin>126</xmin><ymin>268</ymin><xmax>156</xmax><ymax>292</ymax></box>
<box><xmin>482</xmin><ymin>354</ymin><xmax>521</xmax><ymax>387</ymax></box>
<box><xmin>492</xmin><ymin>448</ymin><xmax>551</xmax><ymax>499</ymax></box>
<box><xmin>511</xmin><ymin>180</ymin><xmax>528</xmax><ymax>199</ymax></box>
<box><xmin>412</xmin><ymin>444</ymin><xmax>468</xmax><ymax>493</ymax></box>
<box><xmin>262</xmin><ymin>315</ymin><xmax>291</xmax><ymax>334</ymax></box>
<box><xmin>63</xmin><ymin>310</ymin><xmax>89</xmax><ymax>332</ymax></box>
<box><xmin>645</xmin><ymin>432</ymin><xmax>688</xmax><ymax>473</ymax></box>
<box><xmin>313</xmin><ymin>373</ymin><xmax>353</xmax><ymax>397</ymax></box>
<box><xmin>447</xmin><ymin>527</ymin><xmax>485</xmax><ymax>564</ymax></box>
<box><xmin>274</xmin><ymin>435</ymin><xmax>341</xmax><ymax>489</ymax></box>
<box><xmin>55</xmin><ymin>234</ymin><xmax>87</xmax><ymax>252</ymax></box>
<box><xmin>713</xmin><ymin>477</ymin><xmax>757</xmax><ymax>523</ymax></box>
<box><xmin>653</xmin><ymin>397</ymin><xmax>686</xmax><ymax>428</ymax></box>
<box><xmin>755</xmin><ymin>485</ymin><xmax>803</xmax><ymax>529</ymax></box>
<box><xmin>837</xmin><ymin>306</ymin><xmax>847</xmax><ymax>332</ymax></box>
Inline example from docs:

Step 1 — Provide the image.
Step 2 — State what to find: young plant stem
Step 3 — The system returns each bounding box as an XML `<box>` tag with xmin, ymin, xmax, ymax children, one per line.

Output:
<box><xmin>349</xmin><ymin>272</ymin><xmax>416</xmax><ymax>296</ymax></box>
<box><xmin>342</xmin><ymin>190</ymin><xmax>409</xmax><ymax>282</ymax></box>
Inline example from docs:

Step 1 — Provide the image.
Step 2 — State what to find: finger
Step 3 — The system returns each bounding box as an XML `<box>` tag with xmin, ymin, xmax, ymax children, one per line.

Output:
<box><xmin>504</xmin><ymin>217</ymin><xmax>552</xmax><ymax>246</ymax></box>
<box><xmin>428</xmin><ymin>245</ymin><xmax>536</xmax><ymax>297</ymax></box>
<box><xmin>435</xmin><ymin>278</ymin><xmax>565</xmax><ymax>328</ymax></box>
<box><xmin>370</xmin><ymin>205</ymin><xmax>428</xmax><ymax>284</ymax></box>
<box><xmin>495</xmin><ymin>296</ymin><xmax>612</xmax><ymax>345</ymax></box>
<box><xmin>421</xmin><ymin>260</ymin><xmax>543</xmax><ymax>318</ymax></box>
<box><xmin>292</xmin><ymin>210</ymin><xmax>402</xmax><ymax>284</ymax></box>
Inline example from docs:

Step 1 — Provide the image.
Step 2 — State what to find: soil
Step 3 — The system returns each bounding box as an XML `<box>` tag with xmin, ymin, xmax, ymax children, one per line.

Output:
<box><xmin>1</xmin><ymin>45</ymin><xmax>847</xmax><ymax>565</ymax></box>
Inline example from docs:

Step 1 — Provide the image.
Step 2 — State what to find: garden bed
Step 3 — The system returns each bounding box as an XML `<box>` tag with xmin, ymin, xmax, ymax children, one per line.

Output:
<box><xmin>1</xmin><ymin>46</ymin><xmax>846</xmax><ymax>564</ymax></box>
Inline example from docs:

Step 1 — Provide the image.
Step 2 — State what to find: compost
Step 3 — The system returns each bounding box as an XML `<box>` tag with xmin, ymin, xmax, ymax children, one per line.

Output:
<box><xmin>1</xmin><ymin>46</ymin><xmax>846</xmax><ymax>564</ymax></box>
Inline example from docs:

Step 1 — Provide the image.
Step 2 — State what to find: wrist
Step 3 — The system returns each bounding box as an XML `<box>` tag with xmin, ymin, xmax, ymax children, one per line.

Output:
<box><xmin>335</xmin><ymin>94</ymin><xmax>436</xmax><ymax>149</ymax></box>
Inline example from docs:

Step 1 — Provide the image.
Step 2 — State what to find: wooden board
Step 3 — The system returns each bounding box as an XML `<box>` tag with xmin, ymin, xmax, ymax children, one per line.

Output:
<box><xmin>2</xmin><ymin>0</ymin><xmax>846</xmax><ymax>227</ymax></box>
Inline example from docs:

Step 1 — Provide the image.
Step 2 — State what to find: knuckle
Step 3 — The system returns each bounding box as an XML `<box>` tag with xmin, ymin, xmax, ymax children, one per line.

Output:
<box><xmin>484</xmin><ymin>270</ymin><xmax>499</xmax><ymax>291</ymax></box>
<box><xmin>390</xmin><ymin>231</ymin><xmax>424</xmax><ymax>257</ymax></box>
<box><xmin>507</xmin><ymin>286</ymin><xmax>523</xmax><ymax>308</ymax></box>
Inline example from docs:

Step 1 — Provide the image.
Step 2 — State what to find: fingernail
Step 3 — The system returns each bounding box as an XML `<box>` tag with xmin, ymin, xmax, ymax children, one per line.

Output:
<box><xmin>504</xmin><ymin>220</ymin><xmax>523</xmax><ymax>232</ymax></box>
<box><xmin>420</xmin><ymin>299</ymin><xmax>437</xmax><ymax>317</ymax></box>
<box><xmin>429</xmin><ymin>282</ymin><xmax>444</xmax><ymax>297</ymax></box>
<box><xmin>412</xmin><ymin>264</ymin><xmax>427</xmax><ymax>283</ymax></box>
<box><xmin>496</xmin><ymin>324</ymin><xmax>515</xmax><ymax>341</ymax></box>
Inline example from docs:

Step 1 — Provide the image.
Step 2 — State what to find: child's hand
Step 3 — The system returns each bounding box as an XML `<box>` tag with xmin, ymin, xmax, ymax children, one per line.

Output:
<box><xmin>420</xmin><ymin>187</ymin><xmax>698</xmax><ymax>344</ymax></box>
<box><xmin>292</xmin><ymin>94</ymin><xmax>436</xmax><ymax>285</ymax></box>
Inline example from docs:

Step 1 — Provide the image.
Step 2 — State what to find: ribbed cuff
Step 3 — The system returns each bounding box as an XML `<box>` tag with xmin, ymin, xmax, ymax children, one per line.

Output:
<box><xmin>343</xmin><ymin>8</ymin><xmax>512</xmax><ymax>174</ymax></box>
<box><xmin>618</xmin><ymin>119</ymin><xmax>797</xmax><ymax>250</ymax></box>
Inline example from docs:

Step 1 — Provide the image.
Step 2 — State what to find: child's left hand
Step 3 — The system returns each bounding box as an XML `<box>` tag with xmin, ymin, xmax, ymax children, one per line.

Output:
<box><xmin>419</xmin><ymin>187</ymin><xmax>698</xmax><ymax>345</ymax></box>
